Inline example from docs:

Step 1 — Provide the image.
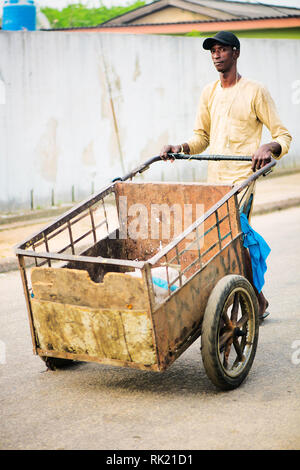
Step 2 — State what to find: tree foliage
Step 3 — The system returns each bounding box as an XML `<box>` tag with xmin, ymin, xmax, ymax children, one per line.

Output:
<box><xmin>41</xmin><ymin>1</ymin><xmax>145</xmax><ymax>29</ymax></box>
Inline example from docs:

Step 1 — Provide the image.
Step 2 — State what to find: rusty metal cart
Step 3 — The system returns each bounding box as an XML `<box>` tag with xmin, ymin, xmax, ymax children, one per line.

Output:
<box><xmin>15</xmin><ymin>155</ymin><xmax>276</xmax><ymax>390</ymax></box>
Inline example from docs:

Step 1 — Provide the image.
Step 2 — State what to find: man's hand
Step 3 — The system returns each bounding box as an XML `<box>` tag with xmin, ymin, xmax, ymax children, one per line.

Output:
<box><xmin>251</xmin><ymin>142</ymin><xmax>281</xmax><ymax>172</ymax></box>
<box><xmin>160</xmin><ymin>143</ymin><xmax>190</xmax><ymax>160</ymax></box>
<box><xmin>160</xmin><ymin>144</ymin><xmax>181</xmax><ymax>161</ymax></box>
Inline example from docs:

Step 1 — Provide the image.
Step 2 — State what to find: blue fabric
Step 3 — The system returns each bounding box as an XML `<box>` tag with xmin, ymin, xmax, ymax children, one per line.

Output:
<box><xmin>152</xmin><ymin>276</ymin><xmax>178</xmax><ymax>292</ymax></box>
<box><xmin>240</xmin><ymin>213</ymin><xmax>271</xmax><ymax>293</ymax></box>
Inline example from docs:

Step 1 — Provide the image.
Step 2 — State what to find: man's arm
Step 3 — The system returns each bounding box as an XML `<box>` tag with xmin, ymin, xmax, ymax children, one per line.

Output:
<box><xmin>252</xmin><ymin>85</ymin><xmax>292</xmax><ymax>171</ymax></box>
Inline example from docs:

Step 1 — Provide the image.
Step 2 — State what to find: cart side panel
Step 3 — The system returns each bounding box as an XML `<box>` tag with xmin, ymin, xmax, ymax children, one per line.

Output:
<box><xmin>31</xmin><ymin>301</ymin><xmax>156</xmax><ymax>366</ymax></box>
<box><xmin>31</xmin><ymin>267</ymin><xmax>149</xmax><ymax>310</ymax></box>
<box><xmin>152</xmin><ymin>235</ymin><xmax>245</xmax><ymax>370</ymax></box>
<box><xmin>158</xmin><ymin>194</ymin><xmax>240</xmax><ymax>278</ymax></box>
<box><xmin>30</xmin><ymin>268</ymin><xmax>157</xmax><ymax>368</ymax></box>
<box><xmin>114</xmin><ymin>182</ymin><xmax>234</xmax><ymax>269</ymax></box>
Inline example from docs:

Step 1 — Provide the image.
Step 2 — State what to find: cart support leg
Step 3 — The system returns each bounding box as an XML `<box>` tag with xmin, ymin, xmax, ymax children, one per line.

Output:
<box><xmin>18</xmin><ymin>255</ymin><xmax>38</xmax><ymax>354</ymax></box>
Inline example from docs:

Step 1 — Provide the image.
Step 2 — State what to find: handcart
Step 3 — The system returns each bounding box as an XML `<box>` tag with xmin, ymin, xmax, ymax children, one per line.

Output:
<box><xmin>15</xmin><ymin>155</ymin><xmax>276</xmax><ymax>390</ymax></box>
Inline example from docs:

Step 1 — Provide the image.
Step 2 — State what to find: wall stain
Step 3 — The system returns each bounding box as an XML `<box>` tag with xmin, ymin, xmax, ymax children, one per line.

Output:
<box><xmin>98</xmin><ymin>50</ymin><xmax>125</xmax><ymax>173</ymax></box>
<box><xmin>115</xmin><ymin>75</ymin><xmax>121</xmax><ymax>93</ymax></box>
<box><xmin>111</xmin><ymin>66</ymin><xmax>122</xmax><ymax>94</ymax></box>
<box><xmin>82</xmin><ymin>141</ymin><xmax>96</xmax><ymax>167</ymax></box>
<box><xmin>133</xmin><ymin>56</ymin><xmax>141</xmax><ymax>81</ymax></box>
<box><xmin>155</xmin><ymin>87</ymin><xmax>165</xmax><ymax>98</ymax></box>
<box><xmin>140</xmin><ymin>130</ymin><xmax>170</xmax><ymax>162</ymax></box>
<box><xmin>98</xmin><ymin>63</ymin><xmax>110</xmax><ymax>119</ymax></box>
<box><xmin>35</xmin><ymin>118</ymin><xmax>59</xmax><ymax>183</ymax></box>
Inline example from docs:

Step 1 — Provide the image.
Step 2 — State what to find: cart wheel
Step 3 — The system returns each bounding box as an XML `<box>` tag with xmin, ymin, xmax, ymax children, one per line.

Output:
<box><xmin>41</xmin><ymin>356</ymin><xmax>74</xmax><ymax>371</ymax></box>
<box><xmin>201</xmin><ymin>275</ymin><xmax>259</xmax><ymax>390</ymax></box>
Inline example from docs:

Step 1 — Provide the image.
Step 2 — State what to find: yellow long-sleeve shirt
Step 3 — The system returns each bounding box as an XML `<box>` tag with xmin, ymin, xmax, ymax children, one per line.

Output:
<box><xmin>187</xmin><ymin>77</ymin><xmax>292</xmax><ymax>184</ymax></box>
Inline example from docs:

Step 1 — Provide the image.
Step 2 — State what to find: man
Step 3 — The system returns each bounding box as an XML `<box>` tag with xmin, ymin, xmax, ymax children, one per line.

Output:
<box><xmin>160</xmin><ymin>31</ymin><xmax>292</xmax><ymax>319</ymax></box>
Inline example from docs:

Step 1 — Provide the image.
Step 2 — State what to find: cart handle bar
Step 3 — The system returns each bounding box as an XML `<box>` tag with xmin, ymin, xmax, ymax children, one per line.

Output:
<box><xmin>112</xmin><ymin>153</ymin><xmax>274</xmax><ymax>182</ymax></box>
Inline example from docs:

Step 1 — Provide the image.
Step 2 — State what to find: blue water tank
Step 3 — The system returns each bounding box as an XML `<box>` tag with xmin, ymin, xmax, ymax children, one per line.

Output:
<box><xmin>2</xmin><ymin>0</ymin><xmax>36</xmax><ymax>31</ymax></box>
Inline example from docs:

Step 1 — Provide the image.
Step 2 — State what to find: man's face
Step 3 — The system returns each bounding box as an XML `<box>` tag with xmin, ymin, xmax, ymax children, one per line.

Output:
<box><xmin>210</xmin><ymin>42</ymin><xmax>238</xmax><ymax>73</ymax></box>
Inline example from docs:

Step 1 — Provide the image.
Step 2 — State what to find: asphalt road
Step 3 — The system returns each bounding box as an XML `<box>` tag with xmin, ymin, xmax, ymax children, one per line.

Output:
<box><xmin>1</xmin><ymin>207</ymin><xmax>300</xmax><ymax>451</ymax></box>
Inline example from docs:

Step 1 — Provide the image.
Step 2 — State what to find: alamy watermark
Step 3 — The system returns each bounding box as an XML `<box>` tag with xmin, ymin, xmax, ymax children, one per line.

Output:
<box><xmin>0</xmin><ymin>79</ymin><xmax>5</xmax><ymax>105</ymax></box>
<box><xmin>291</xmin><ymin>340</ymin><xmax>300</xmax><ymax>365</ymax></box>
<box><xmin>291</xmin><ymin>80</ymin><xmax>300</xmax><ymax>105</ymax></box>
<box><xmin>0</xmin><ymin>340</ymin><xmax>6</xmax><ymax>364</ymax></box>
<box><xmin>109</xmin><ymin>196</ymin><xmax>205</xmax><ymax>250</ymax></box>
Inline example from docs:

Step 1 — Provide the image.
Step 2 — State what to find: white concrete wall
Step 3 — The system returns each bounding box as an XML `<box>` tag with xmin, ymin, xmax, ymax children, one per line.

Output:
<box><xmin>0</xmin><ymin>32</ymin><xmax>299</xmax><ymax>210</ymax></box>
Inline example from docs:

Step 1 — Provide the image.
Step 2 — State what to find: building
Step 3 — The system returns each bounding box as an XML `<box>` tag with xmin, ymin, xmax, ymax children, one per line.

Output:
<box><xmin>50</xmin><ymin>0</ymin><xmax>300</xmax><ymax>39</ymax></box>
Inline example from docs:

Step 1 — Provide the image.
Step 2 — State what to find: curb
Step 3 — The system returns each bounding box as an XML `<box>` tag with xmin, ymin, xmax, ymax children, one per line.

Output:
<box><xmin>0</xmin><ymin>256</ymin><xmax>37</xmax><ymax>274</ymax></box>
<box><xmin>0</xmin><ymin>205</ymin><xmax>74</xmax><ymax>227</ymax></box>
<box><xmin>0</xmin><ymin>257</ymin><xmax>21</xmax><ymax>274</ymax></box>
<box><xmin>1</xmin><ymin>197</ymin><xmax>300</xmax><ymax>274</ymax></box>
<box><xmin>252</xmin><ymin>197</ymin><xmax>300</xmax><ymax>215</ymax></box>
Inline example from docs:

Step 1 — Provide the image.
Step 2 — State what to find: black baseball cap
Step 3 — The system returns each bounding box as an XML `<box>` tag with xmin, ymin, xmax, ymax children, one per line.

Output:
<box><xmin>203</xmin><ymin>31</ymin><xmax>240</xmax><ymax>50</ymax></box>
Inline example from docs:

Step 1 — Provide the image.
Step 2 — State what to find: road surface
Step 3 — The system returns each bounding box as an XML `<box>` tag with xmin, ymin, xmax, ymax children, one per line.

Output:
<box><xmin>1</xmin><ymin>207</ymin><xmax>300</xmax><ymax>450</ymax></box>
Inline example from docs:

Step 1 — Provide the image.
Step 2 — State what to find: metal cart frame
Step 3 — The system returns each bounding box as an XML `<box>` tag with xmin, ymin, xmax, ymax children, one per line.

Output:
<box><xmin>15</xmin><ymin>155</ymin><xmax>276</xmax><ymax>390</ymax></box>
